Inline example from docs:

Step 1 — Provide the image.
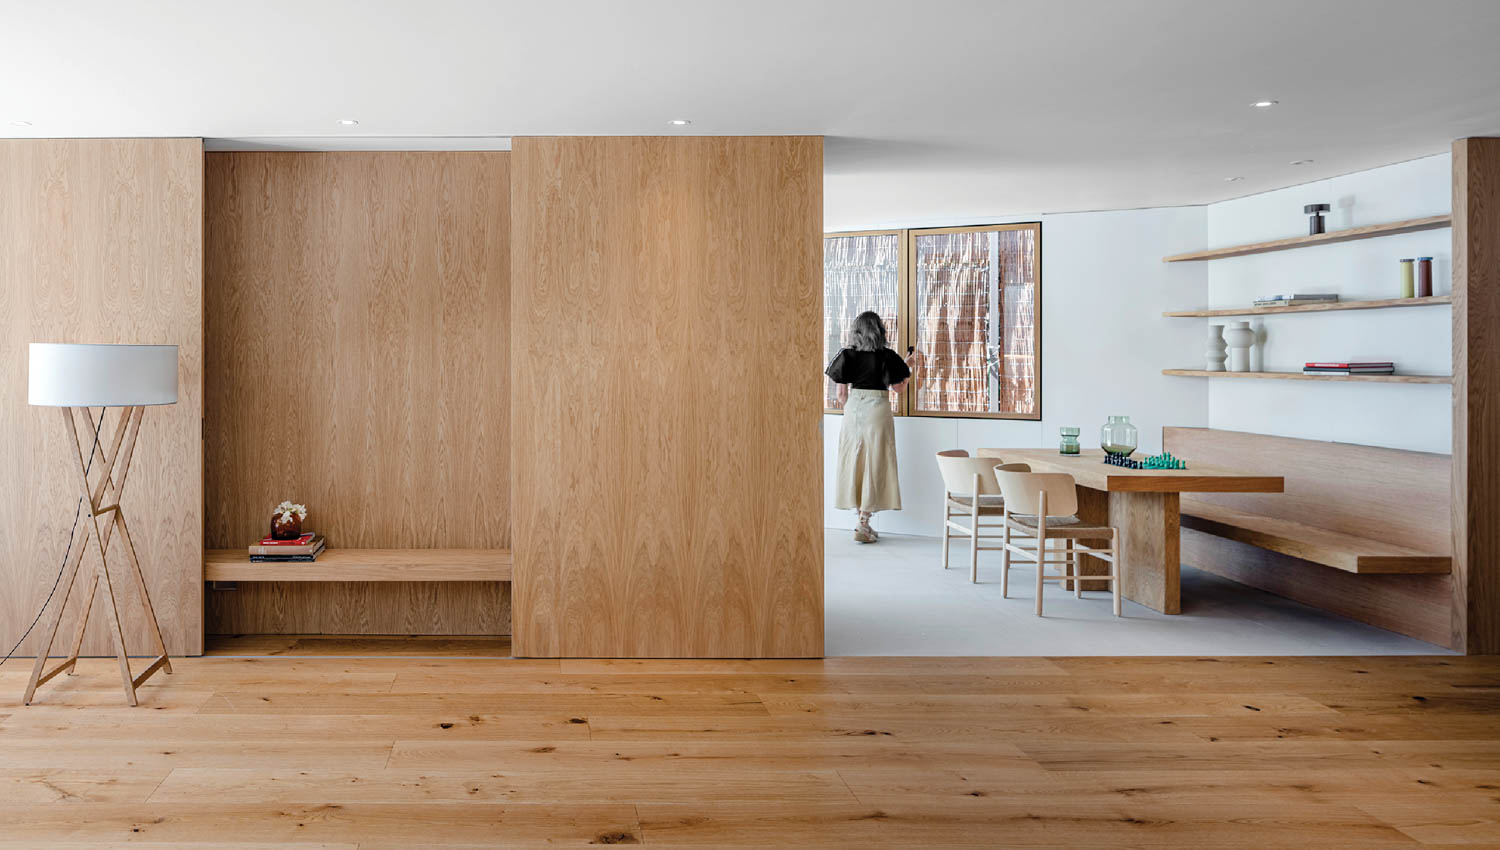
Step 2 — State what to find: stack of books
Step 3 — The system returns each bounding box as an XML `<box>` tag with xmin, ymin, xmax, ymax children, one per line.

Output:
<box><xmin>1303</xmin><ymin>361</ymin><xmax>1395</xmax><ymax>376</ymax></box>
<box><xmin>1254</xmin><ymin>293</ymin><xmax>1339</xmax><ymax>308</ymax></box>
<box><xmin>248</xmin><ymin>532</ymin><xmax>325</xmax><ymax>562</ymax></box>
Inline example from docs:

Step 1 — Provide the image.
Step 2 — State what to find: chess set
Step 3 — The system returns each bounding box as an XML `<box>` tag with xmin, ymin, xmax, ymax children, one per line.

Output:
<box><xmin>1103</xmin><ymin>450</ymin><xmax>1187</xmax><ymax>470</ymax></box>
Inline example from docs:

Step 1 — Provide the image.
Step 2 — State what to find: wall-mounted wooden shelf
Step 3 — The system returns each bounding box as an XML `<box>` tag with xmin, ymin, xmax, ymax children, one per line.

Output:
<box><xmin>204</xmin><ymin>548</ymin><xmax>513</xmax><ymax>582</ymax></box>
<box><xmin>1164</xmin><ymin>295</ymin><xmax>1452</xmax><ymax>318</ymax></box>
<box><xmin>1162</xmin><ymin>214</ymin><xmax>1451</xmax><ymax>262</ymax></box>
<box><xmin>1163</xmin><ymin>369</ymin><xmax>1451</xmax><ymax>384</ymax></box>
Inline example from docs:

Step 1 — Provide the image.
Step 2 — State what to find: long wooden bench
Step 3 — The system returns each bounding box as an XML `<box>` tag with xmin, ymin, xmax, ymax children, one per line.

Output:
<box><xmin>1163</xmin><ymin>427</ymin><xmax>1453</xmax><ymax>645</ymax></box>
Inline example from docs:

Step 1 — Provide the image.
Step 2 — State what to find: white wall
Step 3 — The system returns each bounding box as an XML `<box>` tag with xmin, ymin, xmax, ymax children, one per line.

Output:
<box><xmin>1204</xmin><ymin>154</ymin><xmax>1452</xmax><ymax>453</ymax></box>
<box><xmin>824</xmin><ymin>205</ymin><xmax>1209</xmax><ymax>534</ymax></box>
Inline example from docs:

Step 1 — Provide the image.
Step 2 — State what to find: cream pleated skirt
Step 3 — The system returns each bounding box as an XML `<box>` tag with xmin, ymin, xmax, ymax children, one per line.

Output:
<box><xmin>835</xmin><ymin>389</ymin><xmax>902</xmax><ymax>512</ymax></box>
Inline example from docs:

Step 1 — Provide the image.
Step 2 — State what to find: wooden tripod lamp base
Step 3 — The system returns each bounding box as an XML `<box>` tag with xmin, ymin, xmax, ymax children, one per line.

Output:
<box><xmin>24</xmin><ymin>344</ymin><xmax>178</xmax><ymax>707</ymax></box>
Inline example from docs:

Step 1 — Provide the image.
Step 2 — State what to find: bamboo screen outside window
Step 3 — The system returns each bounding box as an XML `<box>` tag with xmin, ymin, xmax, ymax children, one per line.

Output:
<box><xmin>822</xmin><ymin>223</ymin><xmax>1040</xmax><ymax>419</ymax></box>
<box><xmin>822</xmin><ymin>231</ymin><xmax>902</xmax><ymax>412</ymax></box>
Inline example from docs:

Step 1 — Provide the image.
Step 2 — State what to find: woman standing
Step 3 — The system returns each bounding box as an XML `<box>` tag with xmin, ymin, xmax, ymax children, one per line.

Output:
<box><xmin>825</xmin><ymin>311</ymin><xmax>915</xmax><ymax>543</ymax></box>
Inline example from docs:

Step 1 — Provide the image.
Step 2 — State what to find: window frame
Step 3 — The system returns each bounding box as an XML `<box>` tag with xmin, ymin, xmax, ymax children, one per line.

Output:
<box><xmin>822</xmin><ymin>222</ymin><xmax>1042</xmax><ymax>421</ymax></box>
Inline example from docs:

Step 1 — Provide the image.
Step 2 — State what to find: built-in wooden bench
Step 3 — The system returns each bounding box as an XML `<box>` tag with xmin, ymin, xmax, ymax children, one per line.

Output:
<box><xmin>1163</xmin><ymin>427</ymin><xmax>1453</xmax><ymax>646</ymax></box>
<box><xmin>1180</xmin><ymin>503</ymin><xmax>1451</xmax><ymax>575</ymax></box>
<box><xmin>204</xmin><ymin>548</ymin><xmax>513</xmax><ymax>582</ymax></box>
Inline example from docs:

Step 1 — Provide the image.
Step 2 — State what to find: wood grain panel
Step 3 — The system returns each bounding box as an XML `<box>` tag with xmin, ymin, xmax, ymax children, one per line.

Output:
<box><xmin>1453</xmin><ymin>137</ymin><xmax>1500</xmax><ymax>654</ymax></box>
<box><xmin>510</xmin><ymin>136</ymin><xmax>823</xmax><ymax>658</ymax></box>
<box><xmin>203</xmin><ymin>152</ymin><xmax>510</xmax><ymax>636</ymax></box>
<box><xmin>0</xmin><ymin>138</ymin><xmax>204</xmax><ymax>657</ymax></box>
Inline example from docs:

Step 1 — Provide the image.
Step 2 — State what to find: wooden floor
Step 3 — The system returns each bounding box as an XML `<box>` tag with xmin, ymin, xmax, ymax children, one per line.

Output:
<box><xmin>1</xmin><ymin>653</ymin><xmax>1499</xmax><ymax>846</ymax></box>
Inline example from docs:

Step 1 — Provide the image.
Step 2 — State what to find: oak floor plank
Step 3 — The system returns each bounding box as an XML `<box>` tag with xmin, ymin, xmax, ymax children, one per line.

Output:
<box><xmin>0</xmin><ymin>768</ymin><xmax>170</xmax><ymax>803</ymax></box>
<box><xmin>634</xmin><ymin>800</ymin><xmax>1416</xmax><ymax>846</ymax></box>
<box><xmin>148</xmin><ymin>766</ymin><xmax>858</xmax><ymax>804</ymax></box>
<box><xmin>196</xmin><ymin>691</ymin><xmax>768</xmax><ymax>716</ymax></box>
<box><xmin>0</xmin><ymin>802</ymin><xmax>642</xmax><ymax>845</ymax></box>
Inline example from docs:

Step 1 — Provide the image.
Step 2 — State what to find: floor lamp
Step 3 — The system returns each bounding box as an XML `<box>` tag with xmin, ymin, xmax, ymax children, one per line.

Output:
<box><xmin>23</xmin><ymin>343</ymin><xmax>177</xmax><ymax>706</ymax></box>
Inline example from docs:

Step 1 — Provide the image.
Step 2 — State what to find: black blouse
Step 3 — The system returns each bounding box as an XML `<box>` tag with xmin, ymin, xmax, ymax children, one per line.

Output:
<box><xmin>825</xmin><ymin>347</ymin><xmax>911</xmax><ymax>391</ymax></box>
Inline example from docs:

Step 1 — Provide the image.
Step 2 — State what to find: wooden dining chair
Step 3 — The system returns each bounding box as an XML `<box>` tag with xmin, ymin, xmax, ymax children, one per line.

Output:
<box><xmin>994</xmin><ymin>468</ymin><xmax>1122</xmax><ymax>616</ymax></box>
<box><xmin>936</xmin><ymin>451</ymin><xmax>1031</xmax><ymax>582</ymax></box>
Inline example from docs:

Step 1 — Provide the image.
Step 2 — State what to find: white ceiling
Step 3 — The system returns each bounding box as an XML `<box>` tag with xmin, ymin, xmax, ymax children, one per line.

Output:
<box><xmin>7</xmin><ymin>0</ymin><xmax>1500</xmax><ymax>228</ymax></box>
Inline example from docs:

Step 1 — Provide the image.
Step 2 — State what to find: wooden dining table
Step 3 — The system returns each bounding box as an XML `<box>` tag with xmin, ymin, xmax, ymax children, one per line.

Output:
<box><xmin>977</xmin><ymin>448</ymin><xmax>1284</xmax><ymax>614</ymax></box>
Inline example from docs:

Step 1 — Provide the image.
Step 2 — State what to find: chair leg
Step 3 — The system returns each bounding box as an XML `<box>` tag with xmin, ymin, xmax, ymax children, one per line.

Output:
<box><xmin>1034</xmin><ymin>537</ymin><xmax>1046</xmax><ymax>617</ymax></box>
<box><xmin>969</xmin><ymin>508</ymin><xmax>980</xmax><ymax>584</ymax></box>
<box><xmin>941</xmin><ymin>508</ymin><xmax>952</xmax><ymax>570</ymax></box>
<box><xmin>1112</xmin><ymin>528</ymin><xmax>1123</xmax><ymax>617</ymax></box>
<box><xmin>1070</xmin><ymin>539</ymin><xmax>1081</xmax><ymax>599</ymax></box>
<box><xmin>1001</xmin><ymin>519</ymin><xmax>1011</xmax><ymax>598</ymax></box>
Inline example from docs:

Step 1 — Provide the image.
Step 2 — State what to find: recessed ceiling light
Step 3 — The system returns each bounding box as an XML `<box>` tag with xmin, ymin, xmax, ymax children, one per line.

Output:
<box><xmin>1289</xmin><ymin>159</ymin><xmax>1314</xmax><ymax>166</ymax></box>
<box><xmin>667</xmin><ymin>119</ymin><xmax>691</xmax><ymax>126</ymax></box>
<box><xmin>1224</xmin><ymin>176</ymin><xmax>1244</xmax><ymax>182</ymax></box>
<box><xmin>1251</xmin><ymin>100</ymin><xmax>1278</xmax><ymax>108</ymax></box>
<box><xmin>10</xmin><ymin>120</ymin><xmax>32</xmax><ymax>127</ymax></box>
<box><xmin>337</xmin><ymin>118</ymin><xmax>359</xmax><ymax>126</ymax></box>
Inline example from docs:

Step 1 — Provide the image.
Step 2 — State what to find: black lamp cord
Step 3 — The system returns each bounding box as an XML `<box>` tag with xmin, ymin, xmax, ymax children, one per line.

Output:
<box><xmin>0</xmin><ymin>412</ymin><xmax>105</xmax><ymax>670</ymax></box>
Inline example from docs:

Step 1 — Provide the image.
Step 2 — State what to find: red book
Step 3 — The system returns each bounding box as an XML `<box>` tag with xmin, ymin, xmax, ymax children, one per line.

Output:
<box><xmin>257</xmin><ymin>532</ymin><xmax>315</xmax><ymax>546</ymax></box>
<box><xmin>1304</xmin><ymin>362</ymin><xmax>1394</xmax><ymax>368</ymax></box>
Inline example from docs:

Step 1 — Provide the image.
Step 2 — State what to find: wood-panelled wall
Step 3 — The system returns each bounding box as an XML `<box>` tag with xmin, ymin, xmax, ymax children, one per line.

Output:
<box><xmin>1453</xmin><ymin>137</ymin><xmax>1500</xmax><ymax>654</ymax></box>
<box><xmin>509</xmin><ymin>136</ymin><xmax>824</xmax><ymax>658</ymax></box>
<box><xmin>0</xmin><ymin>138</ymin><xmax>204</xmax><ymax>656</ymax></box>
<box><xmin>204</xmin><ymin>152</ymin><xmax>510</xmax><ymax>635</ymax></box>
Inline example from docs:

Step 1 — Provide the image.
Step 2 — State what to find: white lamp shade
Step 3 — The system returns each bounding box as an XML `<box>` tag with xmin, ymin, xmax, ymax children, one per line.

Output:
<box><xmin>28</xmin><ymin>343</ymin><xmax>179</xmax><ymax>407</ymax></box>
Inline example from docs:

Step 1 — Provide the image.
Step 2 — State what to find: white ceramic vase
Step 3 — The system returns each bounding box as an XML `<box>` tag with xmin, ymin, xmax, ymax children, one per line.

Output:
<box><xmin>1225</xmin><ymin>320</ymin><xmax>1254</xmax><ymax>373</ymax></box>
<box><xmin>1205</xmin><ymin>324</ymin><xmax>1227</xmax><ymax>372</ymax></box>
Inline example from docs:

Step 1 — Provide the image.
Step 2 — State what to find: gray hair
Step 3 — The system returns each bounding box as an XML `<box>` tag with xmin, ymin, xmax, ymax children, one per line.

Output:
<box><xmin>848</xmin><ymin>311</ymin><xmax>888</xmax><ymax>352</ymax></box>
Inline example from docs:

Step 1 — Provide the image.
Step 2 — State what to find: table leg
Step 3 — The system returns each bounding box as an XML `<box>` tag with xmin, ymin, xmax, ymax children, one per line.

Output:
<box><xmin>1109</xmin><ymin>491</ymin><xmax>1181</xmax><ymax>614</ymax></box>
<box><xmin>1073</xmin><ymin>485</ymin><xmax>1113</xmax><ymax>592</ymax></box>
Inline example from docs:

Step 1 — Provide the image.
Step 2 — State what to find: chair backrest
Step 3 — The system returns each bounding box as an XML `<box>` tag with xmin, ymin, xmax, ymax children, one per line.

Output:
<box><xmin>995</xmin><ymin>470</ymin><xmax>1079</xmax><ymax>516</ymax></box>
<box><xmin>995</xmin><ymin>462</ymin><xmax>1031</xmax><ymax>473</ymax></box>
<box><xmin>935</xmin><ymin>452</ymin><xmax>1001</xmax><ymax>496</ymax></box>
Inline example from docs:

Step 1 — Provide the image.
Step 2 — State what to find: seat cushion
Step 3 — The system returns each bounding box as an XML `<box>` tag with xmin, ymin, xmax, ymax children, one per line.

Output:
<box><xmin>1008</xmin><ymin>513</ymin><xmax>1113</xmax><ymax>538</ymax></box>
<box><xmin>947</xmin><ymin>495</ymin><xmax>1005</xmax><ymax>516</ymax></box>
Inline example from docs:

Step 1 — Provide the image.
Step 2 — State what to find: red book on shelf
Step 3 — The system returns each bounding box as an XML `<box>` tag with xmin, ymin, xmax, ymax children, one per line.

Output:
<box><xmin>1304</xmin><ymin>362</ymin><xmax>1394</xmax><ymax>368</ymax></box>
<box><xmin>257</xmin><ymin>532</ymin><xmax>315</xmax><ymax>546</ymax></box>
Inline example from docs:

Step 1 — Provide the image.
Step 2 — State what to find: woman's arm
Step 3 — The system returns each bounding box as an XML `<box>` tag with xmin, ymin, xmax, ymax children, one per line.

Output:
<box><xmin>836</xmin><ymin>383</ymin><xmax>849</xmax><ymax>405</ymax></box>
<box><xmin>890</xmin><ymin>349</ymin><xmax>919</xmax><ymax>393</ymax></box>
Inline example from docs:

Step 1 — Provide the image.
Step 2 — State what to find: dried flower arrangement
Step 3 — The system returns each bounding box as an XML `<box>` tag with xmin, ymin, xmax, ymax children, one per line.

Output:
<box><xmin>271</xmin><ymin>500</ymin><xmax>308</xmax><ymax>540</ymax></box>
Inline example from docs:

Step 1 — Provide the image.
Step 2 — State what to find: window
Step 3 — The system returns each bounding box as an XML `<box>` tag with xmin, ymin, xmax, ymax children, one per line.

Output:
<box><xmin>823</xmin><ymin>223</ymin><xmax>1040</xmax><ymax>419</ymax></box>
<box><xmin>822</xmin><ymin>231</ymin><xmax>903</xmax><ymax>412</ymax></box>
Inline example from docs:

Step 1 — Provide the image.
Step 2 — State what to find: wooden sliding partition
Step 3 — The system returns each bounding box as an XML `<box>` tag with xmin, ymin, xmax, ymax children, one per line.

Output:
<box><xmin>509</xmin><ymin>136</ymin><xmax>825</xmax><ymax>657</ymax></box>
<box><xmin>1453</xmin><ymin>137</ymin><xmax>1500</xmax><ymax>654</ymax></box>
<box><xmin>203</xmin><ymin>151</ymin><xmax>511</xmax><ymax>635</ymax></box>
<box><xmin>0</xmin><ymin>139</ymin><xmax>205</xmax><ymax>656</ymax></box>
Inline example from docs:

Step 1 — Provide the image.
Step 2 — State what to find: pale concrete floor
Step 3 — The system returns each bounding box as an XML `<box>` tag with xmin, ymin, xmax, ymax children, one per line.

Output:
<box><xmin>824</xmin><ymin>528</ymin><xmax>1454</xmax><ymax>656</ymax></box>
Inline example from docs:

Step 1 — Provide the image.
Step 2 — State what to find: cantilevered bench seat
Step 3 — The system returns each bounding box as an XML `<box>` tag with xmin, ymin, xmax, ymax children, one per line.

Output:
<box><xmin>1179</xmin><ymin>500</ymin><xmax>1451</xmax><ymax>575</ymax></box>
<box><xmin>1162</xmin><ymin>426</ymin><xmax>1455</xmax><ymax>645</ymax></box>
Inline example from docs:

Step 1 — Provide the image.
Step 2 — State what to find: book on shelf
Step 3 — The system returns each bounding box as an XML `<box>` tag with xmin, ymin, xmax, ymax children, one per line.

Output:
<box><xmin>248</xmin><ymin>534</ymin><xmax>325</xmax><ymax>557</ymax></box>
<box><xmin>1252</xmin><ymin>298</ymin><xmax>1341</xmax><ymax>307</ymax></box>
<box><xmin>1257</xmin><ymin>293</ymin><xmax>1339</xmax><ymax>302</ymax></box>
<box><xmin>1303</xmin><ymin>361</ymin><xmax>1395</xmax><ymax>375</ymax></box>
<box><xmin>249</xmin><ymin>541</ymin><xmax>325</xmax><ymax>563</ymax></box>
